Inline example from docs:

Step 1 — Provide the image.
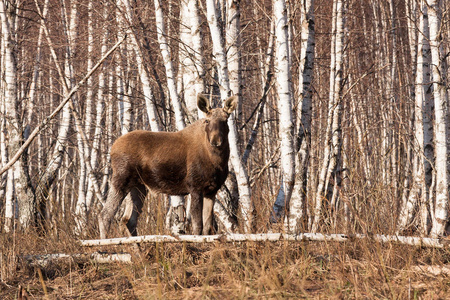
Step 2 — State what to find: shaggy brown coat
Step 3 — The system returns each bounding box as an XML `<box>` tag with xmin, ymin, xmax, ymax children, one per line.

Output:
<box><xmin>99</xmin><ymin>95</ymin><xmax>237</xmax><ymax>238</ymax></box>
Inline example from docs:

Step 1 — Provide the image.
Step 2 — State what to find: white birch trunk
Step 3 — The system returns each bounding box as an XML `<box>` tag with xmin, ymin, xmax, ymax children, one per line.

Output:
<box><xmin>154</xmin><ymin>0</ymin><xmax>185</xmax><ymax>130</ymax></box>
<box><xmin>153</xmin><ymin>0</ymin><xmax>187</xmax><ymax>234</ymax></box>
<box><xmin>0</xmin><ymin>0</ymin><xmax>33</xmax><ymax>228</ymax></box>
<box><xmin>67</xmin><ymin>0</ymin><xmax>91</xmax><ymax>233</ymax></box>
<box><xmin>1</xmin><ymin>64</ymin><xmax>13</xmax><ymax>231</ymax></box>
<box><xmin>85</xmin><ymin>0</ymin><xmax>94</xmax><ymax>137</ymax></box>
<box><xmin>206</xmin><ymin>0</ymin><xmax>253</xmax><ymax>232</ymax></box>
<box><xmin>102</xmin><ymin>78</ymin><xmax>115</xmax><ymax>196</ymax></box>
<box><xmin>178</xmin><ymin>0</ymin><xmax>205</xmax><ymax>121</ymax></box>
<box><xmin>288</xmin><ymin>0</ymin><xmax>315</xmax><ymax>232</ymax></box>
<box><xmin>271</xmin><ymin>0</ymin><xmax>295</xmax><ymax>225</ymax></box>
<box><xmin>120</xmin><ymin>0</ymin><xmax>160</xmax><ymax>132</ymax></box>
<box><xmin>0</xmin><ymin>97</ymin><xmax>7</xmax><ymax>204</ymax></box>
<box><xmin>4</xmin><ymin>169</ymin><xmax>14</xmax><ymax>232</ymax></box>
<box><xmin>178</xmin><ymin>0</ymin><xmax>195</xmax><ymax>121</ymax></box>
<box><xmin>83</xmin><ymin>5</ymin><xmax>110</xmax><ymax>219</ymax></box>
<box><xmin>189</xmin><ymin>0</ymin><xmax>206</xmax><ymax>117</ymax></box>
<box><xmin>226</xmin><ymin>0</ymin><xmax>242</xmax><ymax>122</ymax></box>
<box><xmin>26</xmin><ymin>0</ymin><xmax>47</xmax><ymax>139</ymax></box>
<box><xmin>397</xmin><ymin>1</ymin><xmax>432</xmax><ymax>234</ymax></box>
<box><xmin>115</xmin><ymin>5</ymin><xmax>131</xmax><ymax>135</ymax></box>
<box><xmin>311</xmin><ymin>0</ymin><xmax>344</xmax><ymax>233</ymax></box>
<box><xmin>1</xmin><ymin>4</ymin><xmax>11</xmax><ymax>231</ymax></box>
<box><xmin>33</xmin><ymin>0</ymin><xmax>71</xmax><ymax>226</ymax></box>
<box><xmin>429</xmin><ymin>0</ymin><xmax>449</xmax><ymax>237</ymax></box>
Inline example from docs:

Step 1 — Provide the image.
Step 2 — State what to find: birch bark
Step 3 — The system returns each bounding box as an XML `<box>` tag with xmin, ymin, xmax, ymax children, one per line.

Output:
<box><xmin>154</xmin><ymin>0</ymin><xmax>185</xmax><ymax>130</ymax></box>
<box><xmin>78</xmin><ymin>3</ymin><xmax>111</xmax><ymax>231</ymax></box>
<box><xmin>226</xmin><ymin>0</ymin><xmax>242</xmax><ymax>123</ymax></box>
<box><xmin>311</xmin><ymin>0</ymin><xmax>344</xmax><ymax>233</ymax></box>
<box><xmin>271</xmin><ymin>0</ymin><xmax>295</xmax><ymax>225</ymax></box>
<box><xmin>397</xmin><ymin>0</ymin><xmax>432</xmax><ymax>234</ymax></box>
<box><xmin>116</xmin><ymin>5</ymin><xmax>131</xmax><ymax>135</ymax></box>
<box><xmin>428</xmin><ymin>0</ymin><xmax>449</xmax><ymax>237</ymax></box>
<box><xmin>120</xmin><ymin>0</ymin><xmax>160</xmax><ymax>132</ymax></box>
<box><xmin>32</xmin><ymin>0</ymin><xmax>78</xmax><ymax>229</ymax></box>
<box><xmin>188</xmin><ymin>0</ymin><xmax>206</xmax><ymax>116</ymax></box>
<box><xmin>154</xmin><ymin>0</ymin><xmax>187</xmax><ymax>234</ymax></box>
<box><xmin>205</xmin><ymin>0</ymin><xmax>253</xmax><ymax>232</ymax></box>
<box><xmin>0</xmin><ymin>0</ymin><xmax>34</xmax><ymax>229</ymax></box>
<box><xmin>177</xmin><ymin>0</ymin><xmax>205</xmax><ymax>121</ymax></box>
<box><xmin>288</xmin><ymin>0</ymin><xmax>315</xmax><ymax>232</ymax></box>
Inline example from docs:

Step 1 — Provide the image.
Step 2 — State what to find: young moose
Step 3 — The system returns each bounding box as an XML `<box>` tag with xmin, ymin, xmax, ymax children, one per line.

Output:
<box><xmin>99</xmin><ymin>94</ymin><xmax>237</xmax><ymax>238</ymax></box>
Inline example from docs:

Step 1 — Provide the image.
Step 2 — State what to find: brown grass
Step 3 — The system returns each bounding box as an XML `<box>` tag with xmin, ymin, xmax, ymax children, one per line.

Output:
<box><xmin>1</xmin><ymin>231</ymin><xmax>450</xmax><ymax>299</ymax></box>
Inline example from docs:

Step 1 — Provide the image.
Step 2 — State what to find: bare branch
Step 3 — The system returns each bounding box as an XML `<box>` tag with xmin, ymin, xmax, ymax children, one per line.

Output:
<box><xmin>0</xmin><ymin>35</ymin><xmax>126</xmax><ymax>177</ymax></box>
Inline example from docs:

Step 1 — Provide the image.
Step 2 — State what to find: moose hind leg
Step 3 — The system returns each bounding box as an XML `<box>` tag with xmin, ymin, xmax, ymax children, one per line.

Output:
<box><xmin>99</xmin><ymin>184</ymin><xmax>127</xmax><ymax>239</ymax></box>
<box><xmin>122</xmin><ymin>184</ymin><xmax>146</xmax><ymax>236</ymax></box>
<box><xmin>202</xmin><ymin>196</ymin><xmax>215</xmax><ymax>235</ymax></box>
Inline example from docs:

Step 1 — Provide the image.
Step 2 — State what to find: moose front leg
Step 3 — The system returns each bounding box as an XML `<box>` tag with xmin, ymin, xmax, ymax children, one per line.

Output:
<box><xmin>190</xmin><ymin>192</ymin><xmax>203</xmax><ymax>235</ymax></box>
<box><xmin>202</xmin><ymin>195</ymin><xmax>215</xmax><ymax>235</ymax></box>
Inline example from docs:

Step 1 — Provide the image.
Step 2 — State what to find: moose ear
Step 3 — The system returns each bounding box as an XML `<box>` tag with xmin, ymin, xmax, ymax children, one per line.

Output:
<box><xmin>197</xmin><ymin>94</ymin><xmax>211</xmax><ymax>114</ymax></box>
<box><xmin>223</xmin><ymin>95</ymin><xmax>238</xmax><ymax>115</ymax></box>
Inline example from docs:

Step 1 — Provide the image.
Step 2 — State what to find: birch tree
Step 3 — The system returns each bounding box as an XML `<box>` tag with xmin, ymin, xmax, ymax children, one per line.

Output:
<box><xmin>311</xmin><ymin>0</ymin><xmax>344</xmax><ymax>233</ymax></box>
<box><xmin>154</xmin><ymin>0</ymin><xmax>186</xmax><ymax>234</ymax></box>
<box><xmin>32</xmin><ymin>0</ymin><xmax>75</xmax><ymax>229</ymax></box>
<box><xmin>397</xmin><ymin>0</ymin><xmax>433</xmax><ymax>234</ymax></box>
<box><xmin>428</xmin><ymin>0</ymin><xmax>449</xmax><ymax>237</ymax></box>
<box><xmin>289</xmin><ymin>0</ymin><xmax>315</xmax><ymax>232</ymax></box>
<box><xmin>154</xmin><ymin>0</ymin><xmax>184</xmax><ymax>130</ymax></box>
<box><xmin>0</xmin><ymin>0</ymin><xmax>17</xmax><ymax>232</ymax></box>
<box><xmin>270</xmin><ymin>0</ymin><xmax>295</xmax><ymax>225</ymax></box>
<box><xmin>226</xmin><ymin>0</ymin><xmax>242</xmax><ymax>123</ymax></box>
<box><xmin>205</xmin><ymin>0</ymin><xmax>254</xmax><ymax>232</ymax></box>
<box><xmin>119</xmin><ymin>0</ymin><xmax>160</xmax><ymax>132</ymax></box>
<box><xmin>178</xmin><ymin>0</ymin><xmax>205</xmax><ymax>121</ymax></box>
<box><xmin>0</xmin><ymin>0</ymin><xmax>34</xmax><ymax>229</ymax></box>
<box><xmin>75</xmin><ymin>2</ymin><xmax>111</xmax><ymax>232</ymax></box>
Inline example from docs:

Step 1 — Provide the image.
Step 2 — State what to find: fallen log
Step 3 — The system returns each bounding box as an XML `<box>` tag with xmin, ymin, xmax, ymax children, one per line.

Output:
<box><xmin>80</xmin><ymin>233</ymin><xmax>450</xmax><ymax>248</ymax></box>
<box><xmin>22</xmin><ymin>252</ymin><xmax>132</xmax><ymax>268</ymax></box>
<box><xmin>412</xmin><ymin>265</ymin><xmax>450</xmax><ymax>276</ymax></box>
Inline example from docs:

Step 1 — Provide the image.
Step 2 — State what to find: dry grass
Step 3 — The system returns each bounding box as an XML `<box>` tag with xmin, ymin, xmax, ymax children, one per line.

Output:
<box><xmin>1</xmin><ymin>231</ymin><xmax>450</xmax><ymax>299</ymax></box>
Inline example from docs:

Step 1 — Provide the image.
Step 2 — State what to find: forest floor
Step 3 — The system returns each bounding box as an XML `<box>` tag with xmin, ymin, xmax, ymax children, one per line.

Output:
<box><xmin>1</xmin><ymin>232</ymin><xmax>450</xmax><ymax>299</ymax></box>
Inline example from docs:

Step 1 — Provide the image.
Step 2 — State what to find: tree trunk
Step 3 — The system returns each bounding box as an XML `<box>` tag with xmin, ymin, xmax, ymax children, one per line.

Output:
<box><xmin>226</xmin><ymin>0</ymin><xmax>242</xmax><ymax>123</ymax></box>
<box><xmin>397</xmin><ymin>0</ymin><xmax>432</xmax><ymax>234</ymax></box>
<box><xmin>120</xmin><ymin>0</ymin><xmax>160</xmax><ymax>132</ymax></box>
<box><xmin>0</xmin><ymin>0</ymin><xmax>34</xmax><ymax>229</ymax></box>
<box><xmin>429</xmin><ymin>0</ymin><xmax>449</xmax><ymax>237</ymax></box>
<box><xmin>154</xmin><ymin>0</ymin><xmax>187</xmax><ymax>234</ymax></box>
<box><xmin>206</xmin><ymin>0</ymin><xmax>254</xmax><ymax>233</ymax></box>
<box><xmin>311</xmin><ymin>0</ymin><xmax>344</xmax><ymax>233</ymax></box>
<box><xmin>271</xmin><ymin>0</ymin><xmax>296</xmax><ymax>226</ymax></box>
<box><xmin>288</xmin><ymin>0</ymin><xmax>315</xmax><ymax>233</ymax></box>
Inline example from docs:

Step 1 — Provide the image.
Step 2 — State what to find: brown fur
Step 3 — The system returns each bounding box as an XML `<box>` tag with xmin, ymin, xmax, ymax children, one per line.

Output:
<box><xmin>99</xmin><ymin>95</ymin><xmax>237</xmax><ymax>238</ymax></box>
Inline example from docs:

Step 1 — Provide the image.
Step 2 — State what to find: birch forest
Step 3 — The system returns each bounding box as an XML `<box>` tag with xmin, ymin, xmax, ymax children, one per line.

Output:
<box><xmin>1</xmin><ymin>0</ymin><xmax>450</xmax><ymax>241</ymax></box>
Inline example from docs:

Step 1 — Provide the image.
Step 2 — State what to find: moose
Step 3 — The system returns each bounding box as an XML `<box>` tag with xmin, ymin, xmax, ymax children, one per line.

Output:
<box><xmin>99</xmin><ymin>94</ymin><xmax>237</xmax><ymax>239</ymax></box>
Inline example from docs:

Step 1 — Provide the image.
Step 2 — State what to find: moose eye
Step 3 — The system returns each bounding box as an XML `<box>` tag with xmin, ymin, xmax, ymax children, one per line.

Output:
<box><xmin>205</xmin><ymin>120</ymin><xmax>210</xmax><ymax>125</ymax></box>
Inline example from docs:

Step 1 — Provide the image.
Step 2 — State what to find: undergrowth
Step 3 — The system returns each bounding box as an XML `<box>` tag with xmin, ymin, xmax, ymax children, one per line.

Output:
<box><xmin>1</xmin><ymin>231</ymin><xmax>450</xmax><ymax>299</ymax></box>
